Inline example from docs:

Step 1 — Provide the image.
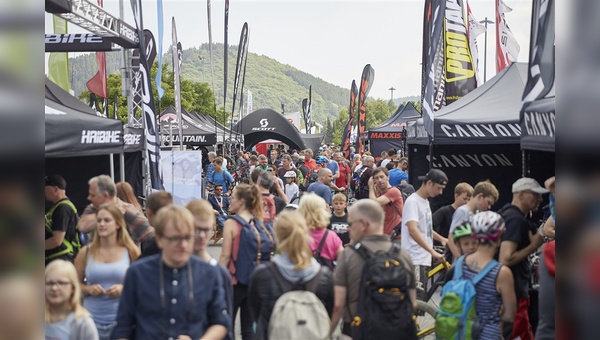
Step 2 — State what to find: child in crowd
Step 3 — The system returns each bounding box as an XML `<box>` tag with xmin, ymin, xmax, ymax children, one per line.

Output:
<box><xmin>283</xmin><ymin>171</ymin><xmax>299</xmax><ymax>204</ymax></box>
<box><xmin>443</xmin><ymin>222</ymin><xmax>478</xmax><ymax>284</ymax></box>
<box><xmin>328</xmin><ymin>193</ymin><xmax>350</xmax><ymax>246</ymax></box>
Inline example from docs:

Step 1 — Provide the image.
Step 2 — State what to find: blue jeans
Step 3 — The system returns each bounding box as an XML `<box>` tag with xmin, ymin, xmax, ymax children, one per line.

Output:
<box><xmin>95</xmin><ymin>321</ymin><xmax>117</xmax><ymax>340</ymax></box>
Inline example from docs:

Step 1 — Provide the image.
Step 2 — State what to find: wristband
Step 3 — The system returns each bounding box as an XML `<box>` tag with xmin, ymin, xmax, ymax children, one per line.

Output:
<box><xmin>538</xmin><ymin>224</ymin><xmax>554</xmax><ymax>243</ymax></box>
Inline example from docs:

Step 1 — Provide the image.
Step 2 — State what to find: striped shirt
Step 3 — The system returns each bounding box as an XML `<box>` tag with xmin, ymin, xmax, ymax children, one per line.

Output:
<box><xmin>462</xmin><ymin>261</ymin><xmax>503</xmax><ymax>339</ymax></box>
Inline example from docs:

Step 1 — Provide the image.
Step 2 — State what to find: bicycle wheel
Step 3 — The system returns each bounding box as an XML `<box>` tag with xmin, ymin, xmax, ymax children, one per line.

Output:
<box><xmin>415</xmin><ymin>300</ymin><xmax>437</xmax><ymax>339</ymax></box>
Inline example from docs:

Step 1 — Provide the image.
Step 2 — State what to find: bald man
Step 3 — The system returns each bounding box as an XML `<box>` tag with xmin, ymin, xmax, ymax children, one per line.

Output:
<box><xmin>306</xmin><ymin>168</ymin><xmax>334</xmax><ymax>205</ymax></box>
<box><xmin>330</xmin><ymin>199</ymin><xmax>416</xmax><ymax>337</ymax></box>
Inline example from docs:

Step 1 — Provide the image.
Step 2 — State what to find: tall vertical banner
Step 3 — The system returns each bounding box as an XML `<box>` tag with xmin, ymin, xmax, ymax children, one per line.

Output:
<box><xmin>237</xmin><ymin>29</ymin><xmax>250</xmax><ymax>132</ymax></box>
<box><xmin>444</xmin><ymin>0</ymin><xmax>477</xmax><ymax>105</ymax></box>
<box><xmin>496</xmin><ymin>0</ymin><xmax>520</xmax><ymax>72</ymax></box>
<box><xmin>207</xmin><ymin>0</ymin><xmax>218</xmax><ymax>137</ymax></box>
<box><xmin>155</xmin><ymin>0</ymin><xmax>165</xmax><ymax>99</ymax></box>
<box><xmin>302</xmin><ymin>98</ymin><xmax>309</xmax><ymax>134</ymax></box>
<box><xmin>231</xmin><ymin>22</ymin><xmax>249</xmax><ymax>134</ymax></box>
<box><xmin>522</xmin><ymin>0</ymin><xmax>554</xmax><ymax>103</ymax></box>
<box><xmin>355</xmin><ymin>64</ymin><xmax>374</xmax><ymax>155</ymax></box>
<box><xmin>130</xmin><ymin>0</ymin><xmax>163</xmax><ymax>190</ymax></box>
<box><xmin>132</xmin><ymin>30</ymin><xmax>157</xmax><ymax>115</ymax></box>
<box><xmin>172</xmin><ymin>17</ymin><xmax>183</xmax><ymax>150</ymax></box>
<box><xmin>48</xmin><ymin>17</ymin><xmax>70</xmax><ymax>92</ymax></box>
<box><xmin>307</xmin><ymin>86</ymin><xmax>312</xmax><ymax>134</ymax></box>
<box><xmin>113</xmin><ymin>93</ymin><xmax>118</xmax><ymax>119</ymax></box>
<box><xmin>466</xmin><ymin>1</ymin><xmax>486</xmax><ymax>85</ymax></box>
<box><xmin>223</xmin><ymin>0</ymin><xmax>230</xmax><ymax>141</ymax></box>
<box><xmin>86</xmin><ymin>51</ymin><xmax>107</xmax><ymax>99</ymax></box>
<box><xmin>341</xmin><ymin>80</ymin><xmax>358</xmax><ymax>158</ymax></box>
<box><xmin>422</xmin><ymin>0</ymin><xmax>447</xmax><ymax>139</ymax></box>
<box><xmin>247</xmin><ymin>90</ymin><xmax>253</xmax><ymax>116</ymax></box>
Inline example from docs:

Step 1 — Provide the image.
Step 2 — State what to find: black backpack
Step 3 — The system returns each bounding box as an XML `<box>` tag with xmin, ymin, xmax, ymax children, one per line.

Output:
<box><xmin>350</xmin><ymin>242</ymin><xmax>417</xmax><ymax>340</ymax></box>
<box><xmin>312</xmin><ymin>229</ymin><xmax>334</xmax><ymax>270</ymax></box>
<box><xmin>395</xmin><ymin>182</ymin><xmax>416</xmax><ymax>203</ymax></box>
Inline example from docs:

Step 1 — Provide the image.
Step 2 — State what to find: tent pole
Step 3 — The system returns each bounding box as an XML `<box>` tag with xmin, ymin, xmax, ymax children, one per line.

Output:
<box><xmin>428</xmin><ymin>136</ymin><xmax>433</xmax><ymax>170</ymax></box>
<box><xmin>110</xmin><ymin>153</ymin><xmax>115</xmax><ymax>179</ymax></box>
<box><xmin>120</xmin><ymin>153</ymin><xmax>126</xmax><ymax>182</ymax></box>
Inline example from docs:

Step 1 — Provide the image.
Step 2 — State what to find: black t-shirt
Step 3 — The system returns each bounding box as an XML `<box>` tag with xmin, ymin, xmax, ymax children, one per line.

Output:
<box><xmin>45</xmin><ymin>199</ymin><xmax>79</xmax><ymax>259</ymax></box>
<box><xmin>432</xmin><ymin>204</ymin><xmax>456</xmax><ymax>242</ymax></box>
<box><xmin>356</xmin><ymin>168</ymin><xmax>373</xmax><ymax>199</ymax></box>
<box><xmin>273</xmin><ymin>196</ymin><xmax>286</xmax><ymax>214</ymax></box>
<box><xmin>499</xmin><ymin>203</ymin><xmax>536</xmax><ymax>299</ymax></box>
<box><xmin>328</xmin><ymin>213</ymin><xmax>350</xmax><ymax>245</ymax></box>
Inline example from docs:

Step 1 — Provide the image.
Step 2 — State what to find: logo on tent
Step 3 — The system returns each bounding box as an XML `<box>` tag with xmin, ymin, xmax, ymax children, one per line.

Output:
<box><xmin>252</xmin><ymin>118</ymin><xmax>275</xmax><ymax>131</ymax></box>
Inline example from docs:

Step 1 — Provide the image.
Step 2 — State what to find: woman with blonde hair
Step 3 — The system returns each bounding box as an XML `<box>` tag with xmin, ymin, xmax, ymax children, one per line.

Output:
<box><xmin>299</xmin><ymin>193</ymin><xmax>344</xmax><ymax>268</ymax></box>
<box><xmin>74</xmin><ymin>203</ymin><xmax>140</xmax><ymax>339</ymax></box>
<box><xmin>248</xmin><ymin>210</ymin><xmax>334</xmax><ymax>339</ymax></box>
<box><xmin>115</xmin><ymin>182</ymin><xmax>143</xmax><ymax>213</ymax></box>
<box><xmin>219</xmin><ymin>184</ymin><xmax>276</xmax><ymax>340</ymax></box>
<box><xmin>45</xmin><ymin>259</ymin><xmax>99</xmax><ymax>340</ymax></box>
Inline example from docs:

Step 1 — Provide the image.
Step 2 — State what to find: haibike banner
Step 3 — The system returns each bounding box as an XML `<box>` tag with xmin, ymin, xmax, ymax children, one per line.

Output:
<box><xmin>444</xmin><ymin>0</ymin><xmax>477</xmax><ymax>105</ymax></box>
<box><xmin>130</xmin><ymin>0</ymin><xmax>163</xmax><ymax>190</ymax></box>
<box><xmin>45</xmin><ymin>34</ymin><xmax>113</xmax><ymax>52</ymax></box>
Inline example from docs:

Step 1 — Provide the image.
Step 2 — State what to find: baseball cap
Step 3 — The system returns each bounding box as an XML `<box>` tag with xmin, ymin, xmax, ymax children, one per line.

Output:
<box><xmin>45</xmin><ymin>174</ymin><xmax>67</xmax><ymax>190</ymax></box>
<box><xmin>512</xmin><ymin>177</ymin><xmax>549</xmax><ymax>194</ymax></box>
<box><xmin>417</xmin><ymin>169</ymin><xmax>448</xmax><ymax>185</ymax></box>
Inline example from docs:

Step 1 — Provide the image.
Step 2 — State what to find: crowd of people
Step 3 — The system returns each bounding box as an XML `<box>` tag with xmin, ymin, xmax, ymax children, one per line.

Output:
<box><xmin>44</xmin><ymin>145</ymin><xmax>556</xmax><ymax>340</ymax></box>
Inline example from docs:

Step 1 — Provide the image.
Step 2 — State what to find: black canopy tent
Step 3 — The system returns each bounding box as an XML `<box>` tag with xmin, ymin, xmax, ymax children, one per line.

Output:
<box><xmin>45</xmin><ymin>78</ymin><xmax>144</xmax><ymax>212</ymax></box>
<box><xmin>367</xmin><ymin>102</ymin><xmax>421</xmax><ymax>158</ymax></box>
<box><xmin>520</xmin><ymin>96</ymin><xmax>555</xmax><ymax>153</ymax></box>
<box><xmin>406</xmin><ymin>63</ymin><xmax>547</xmax><ymax>211</ymax></box>
<box><xmin>234</xmin><ymin>108</ymin><xmax>308</xmax><ymax>150</ymax></box>
<box><xmin>300</xmin><ymin>133</ymin><xmax>325</xmax><ymax>152</ymax></box>
<box><xmin>159</xmin><ymin>106</ymin><xmax>217</xmax><ymax>146</ymax></box>
<box><xmin>189</xmin><ymin>110</ymin><xmax>244</xmax><ymax>145</ymax></box>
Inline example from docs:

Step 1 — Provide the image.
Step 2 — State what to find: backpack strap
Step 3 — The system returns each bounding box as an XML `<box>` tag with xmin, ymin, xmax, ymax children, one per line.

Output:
<box><xmin>351</xmin><ymin>242</ymin><xmax>375</xmax><ymax>261</ymax></box>
<box><xmin>472</xmin><ymin>259</ymin><xmax>500</xmax><ymax>285</ymax></box>
<box><xmin>254</xmin><ymin>218</ymin><xmax>275</xmax><ymax>260</ymax></box>
<box><xmin>453</xmin><ymin>255</ymin><xmax>466</xmax><ymax>280</ymax></box>
<box><xmin>314</xmin><ymin>229</ymin><xmax>329</xmax><ymax>257</ymax></box>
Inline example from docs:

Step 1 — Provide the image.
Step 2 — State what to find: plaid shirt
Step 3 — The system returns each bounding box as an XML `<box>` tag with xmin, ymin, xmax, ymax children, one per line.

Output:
<box><xmin>206</xmin><ymin>163</ymin><xmax>215</xmax><ymax>183</ymax></box>
<box><xmin>83</xmin><ymin>199</ymin><xmax>154</xmax><ymax>243</ymax></box>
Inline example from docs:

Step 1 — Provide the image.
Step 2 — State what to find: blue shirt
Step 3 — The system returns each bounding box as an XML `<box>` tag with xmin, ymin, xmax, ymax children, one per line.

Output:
<box><xmin>113</xmin><ymin>254</ymin><xmax>230</xmax><ymax>340</ymax></box>
<box><xmin>326</xmin><ymin>161</ymin><xmax>339</xmax><ymax>175</ymax></box>
<box><xmin>388</xmin><ymin>168</ymin><xmax>409</xmax><ymax>187</ymax></box>
<box><xmin>306</xmin><ymin>181</ymin><xmax>333</xmax><ymax>205</ymax></box>
<box><xmin>209</xmin><ymin>170</ymin><xmax>235</xmax><ymax>194</ymax></box>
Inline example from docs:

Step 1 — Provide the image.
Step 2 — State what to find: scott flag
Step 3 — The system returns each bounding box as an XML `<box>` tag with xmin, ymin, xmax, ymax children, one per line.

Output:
<box><xmin>496</xmin><ymin>0</ymin><xmax>520</xmax><ymax>72</ymax></box>
<box><xmin>355</xmin><ymin>64</ymin><xmax>374</xmax><ymax>155</ymax></box>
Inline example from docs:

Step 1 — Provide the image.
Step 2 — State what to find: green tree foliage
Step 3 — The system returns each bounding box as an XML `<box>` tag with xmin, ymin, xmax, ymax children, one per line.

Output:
<box><xmin>78</xmin><ymin>61</ymin><xmax>224</xmax><ymax>125</ymax></box>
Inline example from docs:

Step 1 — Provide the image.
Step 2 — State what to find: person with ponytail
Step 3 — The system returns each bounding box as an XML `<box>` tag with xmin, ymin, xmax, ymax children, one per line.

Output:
<box><xmin>248</xmin><ymin>211</ymin><xmax>334</xmax><ymax>339</ymax></box>
<box><xmin>219</xmin><ymin>184</ymin><xmax>276</xmax><ymax>340</ymax></box>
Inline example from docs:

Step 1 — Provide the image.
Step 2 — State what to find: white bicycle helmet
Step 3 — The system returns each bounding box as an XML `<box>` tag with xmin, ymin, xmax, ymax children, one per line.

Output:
<box><xmin>471</xmin><ymin>211</ymin><xmax>505</xmax><ymax>242</ymax></box>
<box><xmin>283</xmin><ymin>170</ymin><xmax>297</xmax><ymax>178</ymax></box>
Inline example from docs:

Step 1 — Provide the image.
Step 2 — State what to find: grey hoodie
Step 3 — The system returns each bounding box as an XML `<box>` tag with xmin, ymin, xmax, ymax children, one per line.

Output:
<box><xmin>271</xmin><ymin>253</ymin><xmax>321</xmax><ymax>283</ymax></box>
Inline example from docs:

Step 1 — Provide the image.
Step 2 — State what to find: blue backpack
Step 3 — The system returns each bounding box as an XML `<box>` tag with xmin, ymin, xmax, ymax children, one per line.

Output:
<box><xmin>229</xmin><ymin>215</ymin><xmax>275</xmax><ymax>285</ymax></box>
<box><xmin>435</xmin><ymin>256</ymin><xmax>498</xmax><ymax>340</ymax></box>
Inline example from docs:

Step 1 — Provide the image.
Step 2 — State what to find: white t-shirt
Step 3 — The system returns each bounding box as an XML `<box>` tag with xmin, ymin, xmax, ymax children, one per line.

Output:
<box><xmin>448</xmin><ymin>204</ymin><xmax>475</xmax><ymax>235</ymax></box>
<box><xmin>381</xmin><ymin>158</ymin><xmax>391</xmax><ymax>168</ymax></box>
<box><xmin>285</xmin><ymin>183</ymin><xmax>299</xmax><ymax>203</ymax></box>
<box><xmin>401</xmin><ymin>193</ymin><xmax>433</xmax><ymax>266</ymax></box>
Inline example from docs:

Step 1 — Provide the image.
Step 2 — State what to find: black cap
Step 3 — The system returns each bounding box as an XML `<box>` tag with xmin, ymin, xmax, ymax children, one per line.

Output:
<box><xmin>417</xmin><ymin>169</ymin><xmax>448</xmax><ymax>185</ymax></box>
<box><xmin>45</xmin><ymin>174</ymin><xmax>67</xmax><ymax>190</ymax></box>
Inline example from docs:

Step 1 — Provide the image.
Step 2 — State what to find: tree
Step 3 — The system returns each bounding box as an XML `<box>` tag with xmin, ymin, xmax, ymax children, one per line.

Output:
<box><xmin>331</xmin><ymin>108</ymin><xmax>349</xmax><ymax>146</ymax></box>
<box><xmin>365</xmin><ymin>99</ymin><xmax>392</xmax><ymax>129</ymax></box>
<box><xmin>78</xmin><ymin>61</ymin><xmax>224</xmax><ymax>125</ymax></box>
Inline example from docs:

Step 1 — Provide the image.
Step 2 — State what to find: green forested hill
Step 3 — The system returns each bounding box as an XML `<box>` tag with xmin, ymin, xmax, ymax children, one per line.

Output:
<box><xmin>68</xmin><ymin>44</ymin><xmax>418</xmax><ymax>123</ymax></box>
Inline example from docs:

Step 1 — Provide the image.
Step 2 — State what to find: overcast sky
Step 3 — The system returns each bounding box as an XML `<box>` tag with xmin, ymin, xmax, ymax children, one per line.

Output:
<box><xmin>46</xmin><ymin>0</ymin><xmax>533</xmax><ymax>100</ymax></box>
